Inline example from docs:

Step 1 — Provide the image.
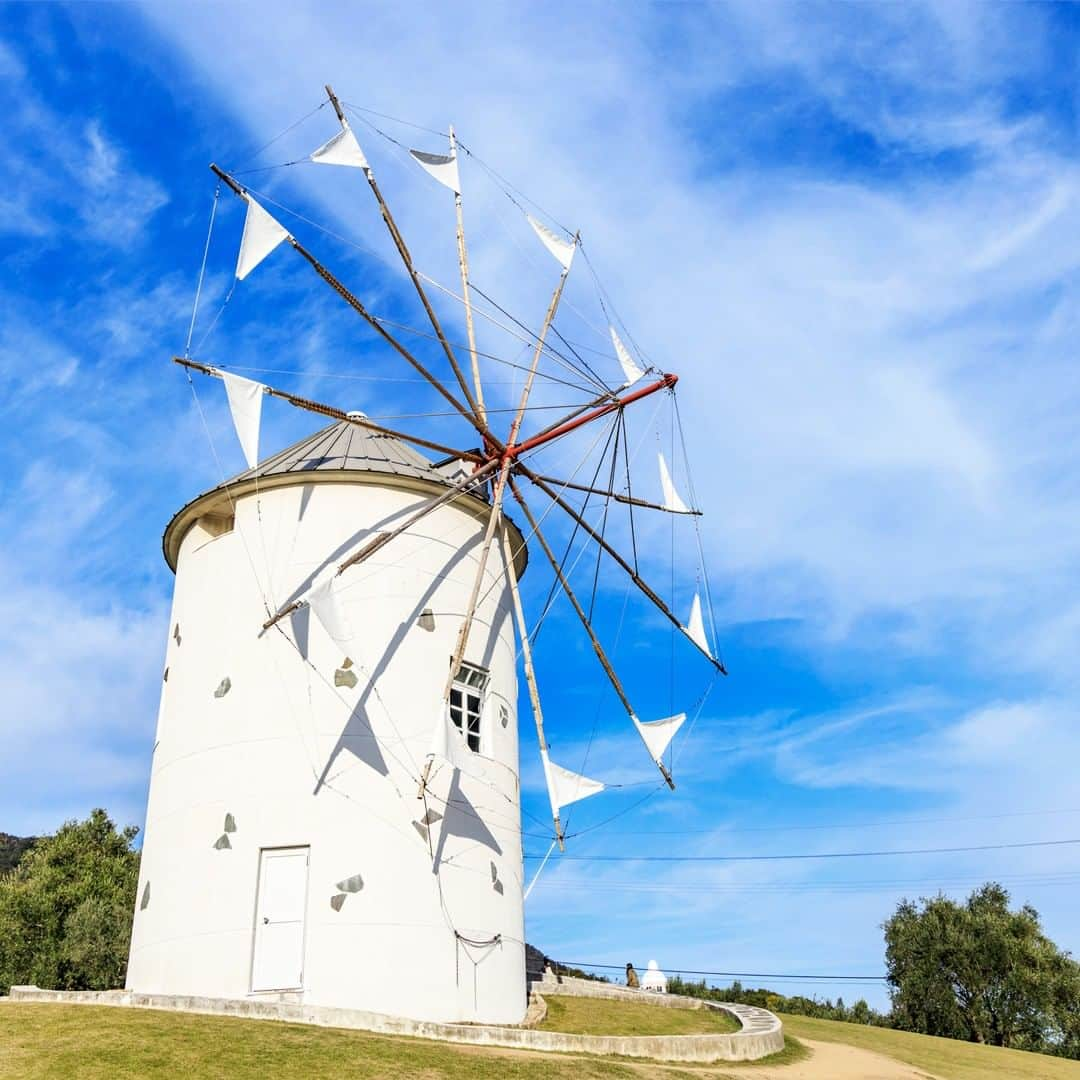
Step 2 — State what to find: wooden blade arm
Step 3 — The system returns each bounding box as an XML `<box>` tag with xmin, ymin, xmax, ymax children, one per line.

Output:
<box><xmin>508</xmin><ymin>479</ymin><xmax>674</xmax><ymax>790</ymax></box>
<box><xmin>434</xmin><ymin>249</ymin><xmax>575</xmax><ymax>749</ymax></box>
<box><xmin>173</xmin><ymin>356</ymin><xmax>483</xmax><ymax>463</ymax></box>
<box><xmin>448</xmin><ymin>124</ymin><xmax>485</xmax><ymax>425</ymax></box>
<box><xmin>507</xmin><ymin>373</ymin><xmax>677</xmax><ymax>460</ymax></box>
<box><xmin>525</xmin><ymin>471</ymin><xmax>702</xmax><ymax>515</ymax></box>
<box><xmin>208</xmin><ymin>163</ymin><xmax>501</xmax><ymax>453</ymax></box>
<box><xmin>517</xmin><ymin>464</ymin><xmax>726</xmax><ymax>674</ymax></box>
<box><xmin>500</xmin><ymin>523</ymin><xmax>564</xmax><ymax>850</ymax></box>
<box><xmin>325</xmin><ymin>86</ymin><xmax>484</xmax><ymax>428</ymax></box>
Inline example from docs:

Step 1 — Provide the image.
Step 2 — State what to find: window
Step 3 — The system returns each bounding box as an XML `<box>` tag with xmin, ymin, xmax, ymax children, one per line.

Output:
<box><xmin>198</xmin><ymin>511</ymin><xmax>234</xmax><ymax>539</ymax></box>
<box><xmin>449</xmin><ymin>661</ymin><xmax>488</xmax><ymax>753</ymax></box>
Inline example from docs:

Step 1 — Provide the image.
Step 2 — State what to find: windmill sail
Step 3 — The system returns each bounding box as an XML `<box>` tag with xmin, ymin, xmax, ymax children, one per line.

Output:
<box><xmin>685</xmin><ymin>592</ymin><xmax>712</xmax><ymax>658</ymax></box>
<box><xmin>307</xmin><ymin>575</ymin><xmax>351</xmax><ymax>645</ymax></box>
<box><xmin>429</xmin><ymin>701</ymin><xmax>471</xmax><ymax>772</ymax></box>
<box><xmin>633</xmin><ymin>712</ymin><xmax>686</xmax><ymax>766</ymax></box>
<box><xmin>236</xmin><ymin>195</ymin><xmax>290</xmax><ymax>280</ymax></box>
<box><xmin>409</xmin><ymin>146</ymin><xmax>460</xmax><ymax>194</ymax></box>
<box><xmin>541</xmin><ymin>749</ymin><xmax>604</xmax><ymax>812</ymax></box>
<box><xmin>310</xmin><ymin>124</ymin><xmax>369</xmax><ymax>170</ymax></box>
<box><xmin>658</xmin><ymin>452</ymin><xmax>692</xmax><ymax>514</ymax></box>
<box><xmin>610</xmin><ymin>326</ymin><xmax>645</xmax><ymax>386</ymax></box>
<box><xmin>526</xmin><ymin>214</ymin><xmax>576</xmax><ymax>271</ymax></box>
<box><xmin>221</xmin><ymin>371</ymin><xmax>264</xmax><ymax>469</ymax></box>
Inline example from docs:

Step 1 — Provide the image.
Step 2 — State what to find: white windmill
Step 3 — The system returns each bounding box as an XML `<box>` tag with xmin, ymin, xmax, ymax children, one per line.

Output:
<box><xmin>125</xmin><ymin>86</ymin><xmax>723</xmax><ymax>1025</ymax></box>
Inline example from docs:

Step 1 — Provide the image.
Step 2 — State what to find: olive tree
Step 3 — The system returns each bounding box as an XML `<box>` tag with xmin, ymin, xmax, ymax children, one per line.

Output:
<box><xmin>0</xmin><ymin>809</ymin><xmax>139</xmax><ymax>994</ymax></box>
<box><xmin>885</xmin><ymin>882</ymin><xmax>1080</xmax><ymax>1055</ymax></box>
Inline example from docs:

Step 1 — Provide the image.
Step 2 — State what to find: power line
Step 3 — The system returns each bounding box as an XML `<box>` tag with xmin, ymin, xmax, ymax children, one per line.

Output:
<box><xmin>523</xmin><ymin>838</ymin><xmax>1080</xmax><ymax>862</ymax></box>
<box><xmin>593</xmin><ymin>806</ymin><xmax>1080</xmax><ymax>838</ymax></box>
<box><xmin>527</xmin><ymin>871</ymin><xmax>1080</xmax><ymax>895</ymax></box>
<box><xmin>553</xmin><ymin>961</ymin><xmax>886</xmax><ymax>982</ymax></box>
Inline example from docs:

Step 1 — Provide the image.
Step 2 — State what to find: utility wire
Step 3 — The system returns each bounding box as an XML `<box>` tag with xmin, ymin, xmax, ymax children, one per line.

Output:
<box><xmin>594</xmin><ymin>805</ymin><xmax>1080</xmax><ymax>838</ymax></box>
<box><xmin>524</xmin><ymin>838</ymin><xmax>1080</xmax><ymax>862</ymax></box>
<box><xmin>554</xmin><ymin>961</ymin><xmax>887</xmax><ymax>982</ymax></box>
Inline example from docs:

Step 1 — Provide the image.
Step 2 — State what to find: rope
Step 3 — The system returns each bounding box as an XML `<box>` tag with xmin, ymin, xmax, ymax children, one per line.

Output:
<box><xmin>529</xmin><ymin>412</ymin><xmax>621</xmax><ymax>646</ymax></box>
<box><xmin>456</xmin><ymin>139</ymin><xmax>575</xmax><ymax>237</ymax></box>
<box><xmin>673</xmin><ymin>391</ymin><xmax>723</xmax><ymax>668</ymax></box>
<box><xmin>184</xmin><ymin>185</ymin><xmax>220</xmax><ymax>357</ymax></box>
<box><xmin>523</xmin><ymin>841</ymin><xmax>557</xmax><ymax>901</ymax></box>
<box><xmin>342</xmin><ymin>100</ymin><xmax>448</xmax><ymax>139</ymax></box>
<box><xmin>230</xmin><ymin>99</ymin><xmax>329</xmax><ymax>170</ymax></box>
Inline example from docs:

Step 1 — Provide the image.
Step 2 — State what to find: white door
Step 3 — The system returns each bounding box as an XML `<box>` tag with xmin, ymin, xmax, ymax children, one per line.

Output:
<box><xmin>251</xmin><ymin>847</ymin><xmax>309</xmax><ymax>992</ymax></box>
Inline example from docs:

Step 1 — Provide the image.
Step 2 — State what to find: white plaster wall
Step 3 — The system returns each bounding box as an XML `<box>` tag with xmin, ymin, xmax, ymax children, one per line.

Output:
<box><xmin>126</xmin><ymin>478</ymin><xmax>526</xmax><ymax>1024</ymax></box>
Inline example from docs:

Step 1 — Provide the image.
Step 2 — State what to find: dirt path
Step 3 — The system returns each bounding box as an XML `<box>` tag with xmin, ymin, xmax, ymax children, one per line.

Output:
<box><xmin>735</xmin><ymin>1039</ymin><xmax>936</xmax><ymax>1079</ymax></box>
<box><xmin>621</xmin><ymin>1038</ymin><xmax>938</xmax><ymax>1080</ymax></box>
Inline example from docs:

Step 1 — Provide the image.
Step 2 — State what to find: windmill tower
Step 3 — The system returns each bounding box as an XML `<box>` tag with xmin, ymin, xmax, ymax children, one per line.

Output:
<box><xmin>128</xmin><ymin>86</ymin><xmax>724</xmax><ymax>1027</ymax></box>
<box><xmin>125</xmin><ymin>421</ymin><xmax>531</xmax><ymax>1023</ymax></box>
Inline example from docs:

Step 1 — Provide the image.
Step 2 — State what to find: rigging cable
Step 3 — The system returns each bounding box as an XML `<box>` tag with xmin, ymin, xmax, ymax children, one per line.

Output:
<box><xmin>673</xmin><ymin>389</ymin><xmax>722</xmax><ymax>668</ymax></box>
<box><xmin>230</xmin><ymin>98</ymin><xmax>329</xmax><ymax>171</ymax></box>
<box><xmin>184</xmin><ymin>184</ymin><xmax>220</xmax><ymax>358</ymax></box>
<box><xmin>229</xmin><ymin>179</ymin><xmax>600</xmax><ymax>398</ymax></box>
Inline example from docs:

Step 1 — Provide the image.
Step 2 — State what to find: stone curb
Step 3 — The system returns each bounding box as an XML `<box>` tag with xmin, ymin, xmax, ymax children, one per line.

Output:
<box><xmin>3</xmin><ymin>982</ymin><xmax>783</xmax><ymax>1063</ymax></box>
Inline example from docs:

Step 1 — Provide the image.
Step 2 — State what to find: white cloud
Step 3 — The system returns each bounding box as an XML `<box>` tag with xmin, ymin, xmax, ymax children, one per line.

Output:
<box><xmin>129</xmin><ymin>3</ymin><xmax>1080</xmax><ymax>677</ymax></box>
<box><xmin>0</xmin><ymin>0</ymin><xmax>1060</xmax><ymax>995</ymax></box>
<box><xmin>0</xmin><ymin>555</ymin><xmax>166</xmax><ymax>835</ymax></box>
<box><xmin>0</xmin><ymin>58</ymin><xmax>168</xmax><ymax>246</ymax></box>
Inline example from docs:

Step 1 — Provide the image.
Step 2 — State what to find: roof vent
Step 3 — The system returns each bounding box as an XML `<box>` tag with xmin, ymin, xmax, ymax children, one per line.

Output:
<box><xmin>346</xmin><ymin>410</ymin><xmax>368</xmax><ymax>420</ymax></box>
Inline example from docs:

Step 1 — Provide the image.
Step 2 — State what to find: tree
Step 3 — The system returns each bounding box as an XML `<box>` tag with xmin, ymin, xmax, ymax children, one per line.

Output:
<box><xmin>884</xmin><ymin>882</ymin><xmax>1080</xmax><ymax>1054</ymax></box>
<box><xmin>0</xmin><ymin>833</ymin><xmax>36</xmax><ymax>874</ymax></box>
<box><xmin>0</xmin><ymin>809</ymin><xmax>139</xmax><ymax>994</ymax></box>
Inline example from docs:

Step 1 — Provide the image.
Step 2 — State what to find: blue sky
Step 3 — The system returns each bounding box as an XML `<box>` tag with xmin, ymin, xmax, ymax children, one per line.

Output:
<box><xmin>3</xmin><ymin>2</ymin><xmax>1080</xmax><ymax>1008</ymax></box>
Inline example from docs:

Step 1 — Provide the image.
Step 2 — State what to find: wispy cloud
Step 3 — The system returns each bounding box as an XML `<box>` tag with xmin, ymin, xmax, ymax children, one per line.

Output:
<box><xmin>2</xmin><ymin>0</ymin><xmax>1079</xmax><ymax>1004</ymax></box>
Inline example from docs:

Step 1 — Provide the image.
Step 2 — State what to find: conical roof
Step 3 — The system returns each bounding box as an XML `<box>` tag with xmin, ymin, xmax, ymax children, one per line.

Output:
<box><xmin>227</xmin><ymin>419</ymin><xmax>454</xmax><ymax>486</ymax></box>
<box><xmin>161</xmin><ymin>419</ymin><xmax>516</xmax><ymax>573</ymax></box>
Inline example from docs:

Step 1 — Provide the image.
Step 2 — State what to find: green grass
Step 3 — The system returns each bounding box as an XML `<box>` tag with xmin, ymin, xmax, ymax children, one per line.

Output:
<box><xmin>0</xmin><ymin>1001</ymin><xmax>803</xmax><ymax>1079</ymax></box>
<box><xmin>780</xmin><ymin>1013</ymin><xmax>1080</xmax><ymax>1080</ymax></box>
<box><xmin>27</xmin><ymin>999</ymin><xmax>1080</xmax><ymax>1080</ymax></box>
<box><xmin>538</xmin><ymin>995</ymin><xmax>741</xmax><ymax>1036</ymax></box>
<box><xmin>0</xmin><ymin>1004</ymin><xmax>644</xmax><ymax>1079</ymax></box>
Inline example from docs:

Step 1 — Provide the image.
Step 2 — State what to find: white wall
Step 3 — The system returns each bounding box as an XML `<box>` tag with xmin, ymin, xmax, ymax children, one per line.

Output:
<box><xmin>126</xmin><ymin>476</ymin><xmax>526</xmax><ymax>1024</ymax></box>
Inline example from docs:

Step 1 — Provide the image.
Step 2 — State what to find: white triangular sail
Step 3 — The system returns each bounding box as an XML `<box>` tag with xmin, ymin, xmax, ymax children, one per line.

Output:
<box><xmin>632</xmin><ymin>712</ymin><xmax>686</xmax><ymax>765</ymax></box>
<box><xmin>409</xmin><ymin>146</ymin><xmax>460</xmax><ymax>194</ymax></box>
<box><xmin>310</xmin><ymin>124</ymin><xmax>369</xmax><ymax>170</ymax></box>
<box><xmin>685</xmin><ymin>592</ymin><xmax>712</xmax><ymax>658</ymax></box>
<box><xmin>307</xmin><ymin>575</ymin><xmax>351</xmax><ymax>645</ymax></box>
<box><xmin>526</xmin><ymin>214</ymin><xmax>576</xmax><ymax>272</ymax></box>
<box><xmin>428</xmin><ymin>700</ymin><xmax>471</xmax><ymax>771</ymax></box>
<box><xmin>610</xmin><ymin>326</ymin><xmax>645</xmax><ymax>386</ymax></box>
<box><xmin>236</xmin><ymin>195</ymin><xmax>290</xmax><ymax>281</ymax></box>
<box><xmin>221</xmin><ymin>371</ymin><xmax>264</xmax><ymax>469</ymax></box>
<box><xmin>541</xmin><ymin>749</ymin><xmax>605</xmax><ymax>813</ymax></box>
<box><xmin>658</xmin><ymin>452</ymin><xmax>692</xmax><ymax>514</ymax></box>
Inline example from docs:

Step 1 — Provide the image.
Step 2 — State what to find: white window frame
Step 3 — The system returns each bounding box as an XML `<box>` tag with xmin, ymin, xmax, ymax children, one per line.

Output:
<box><xmin>449</xmin><ymin>660</ymin><xmax>489</xmax><ymax>753</ymax></box>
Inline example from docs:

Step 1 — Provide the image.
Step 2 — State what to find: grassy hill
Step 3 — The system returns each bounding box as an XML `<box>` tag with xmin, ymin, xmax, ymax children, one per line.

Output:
<box><xmin>0</xmin><ymin>1004</ymin><xmax>697</xmax><ymax>1079</ymax></box>
<box><xmin>3</xmin><ymin>999</ymin><xmax>1080</xmax><ymax>1078</ymax></box>
<box><xmin>781</xmin><ymin>1013</ymin><xmax>1080</xmax><ymax>1080</ymax></box>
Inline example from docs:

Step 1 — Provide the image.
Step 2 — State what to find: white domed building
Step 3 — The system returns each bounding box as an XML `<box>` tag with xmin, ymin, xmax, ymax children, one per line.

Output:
<box><xmin>641</xmin><ymin>959</ymin><xmax>668</xmax><ymax>993</ymax></box>
<box><xmin>125</xmin><ymin>420</ymin><xmax>529</xmax><ymax>1024</ymax></box>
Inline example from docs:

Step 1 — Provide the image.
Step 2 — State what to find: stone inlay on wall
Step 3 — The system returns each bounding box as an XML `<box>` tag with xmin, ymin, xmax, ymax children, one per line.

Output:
<box><xmin>214</xmin><ymin>813</ymin><xmax>237</xmax><ymax>850</ymax></box>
